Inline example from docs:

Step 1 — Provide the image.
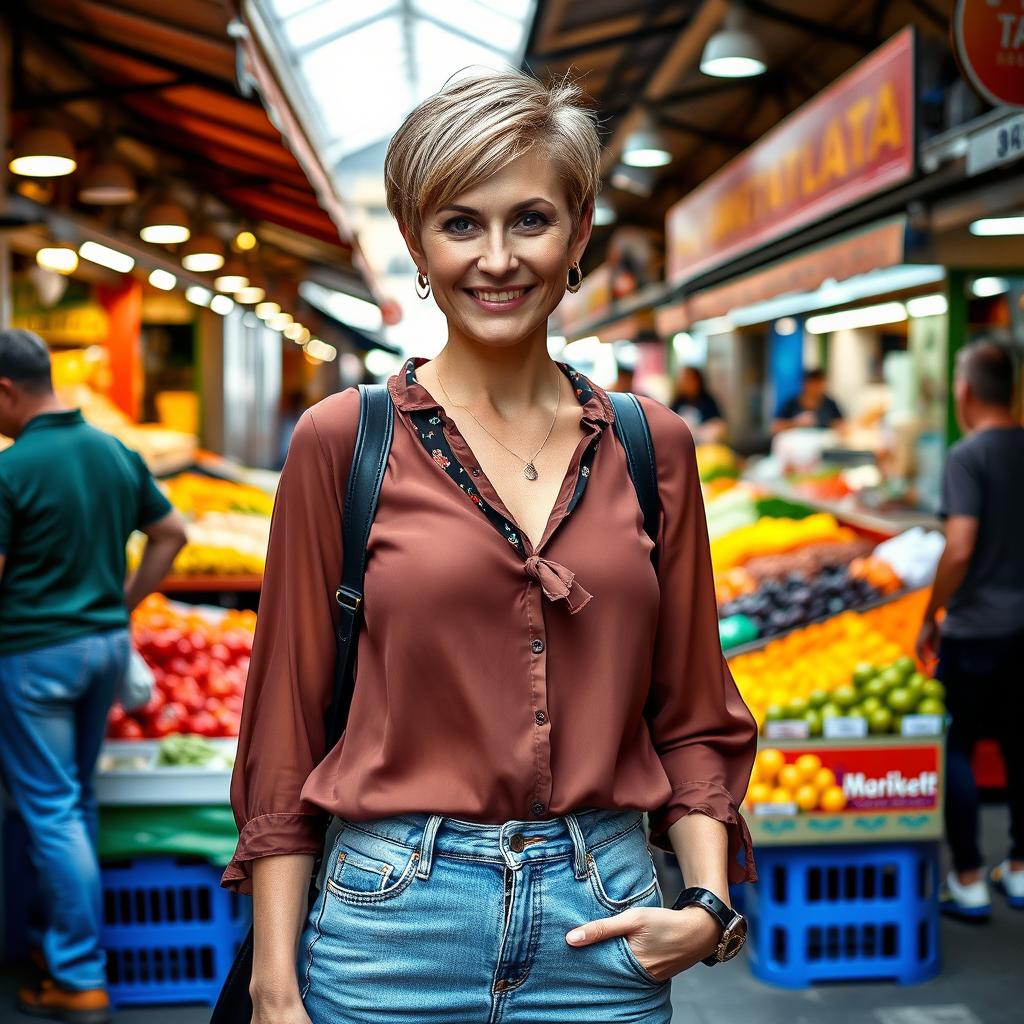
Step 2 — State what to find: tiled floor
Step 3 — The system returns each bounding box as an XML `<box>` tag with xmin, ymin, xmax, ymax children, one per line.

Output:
<box><xmin>2</xmin><ymin>807</ymin><xmax>1020</xmax><ymax>1023</ymax></box>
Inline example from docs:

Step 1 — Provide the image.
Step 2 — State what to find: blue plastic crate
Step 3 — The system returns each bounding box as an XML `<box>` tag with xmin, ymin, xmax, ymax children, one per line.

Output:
<box><xmin>100</xmin><ymin>857</ymin><xmax>250</xmax><ymax>1008</ymax></box>
<box><xmin>746</xmin><ymin>842</ymin><xmax>940</xmax><ymax>989</ymax></box>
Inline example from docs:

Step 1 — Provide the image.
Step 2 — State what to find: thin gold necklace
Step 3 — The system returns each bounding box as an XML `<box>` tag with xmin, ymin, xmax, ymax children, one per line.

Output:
<box><xmin>434</xmin><ymin>361</ymin><xmax>562</xmax><ymax>482</ymax></box>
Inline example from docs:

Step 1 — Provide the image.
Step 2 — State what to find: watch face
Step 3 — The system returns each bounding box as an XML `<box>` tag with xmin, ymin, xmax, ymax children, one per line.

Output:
<box><xmin>721</xmin><ymin>916</ymin><xmax>748</xmax><ymax>961</ymax></box>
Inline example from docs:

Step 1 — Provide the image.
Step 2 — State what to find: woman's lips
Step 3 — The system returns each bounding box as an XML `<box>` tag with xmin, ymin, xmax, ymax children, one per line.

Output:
<box><xmin>464</xmin><ymin>285</ymin><xmax>535</xmax><ymax>311</ymax></box>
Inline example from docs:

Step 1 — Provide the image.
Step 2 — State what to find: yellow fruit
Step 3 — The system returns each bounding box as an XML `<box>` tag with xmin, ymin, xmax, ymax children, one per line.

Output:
<box><xmin>820</xmin><ymin>786</ymin><xmax>848</xmax><ymax>812</ymax></box>
<box><xmin>746</xmin><ymin>782</ymin><xmax>772</xmax><ymax>806</ymax></box>
<box><xmin>795</xmin><ymin>753</ymin><xmax>823</xmax><ymax>782</ymax></box>
<box><xmin>812</xmin><ymin>767</ymin><xmax>837</xmax><ymax>792</ymax></box>
<box><xmin>770</xmin><ymin>787</ymin><xmax>795</xmax><ymax>805</ymax></box>
<box><xmin>795</xmin><ymin>784</ymin><xmax>819</xmax><ymax>812</ymax></box>
<box><xmin>778</xmin><ymin>764</ymin><xmax>802</xmax><ymax>792</ymax></box>
<box><xmin>755</xmin><ymin>748</ymin><xmax>785</xmax><ymax>784</ymax></box>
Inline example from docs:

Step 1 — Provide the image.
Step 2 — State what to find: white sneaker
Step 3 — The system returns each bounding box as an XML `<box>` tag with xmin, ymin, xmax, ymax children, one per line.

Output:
<box><xmin>991</xmin><ymin>860</ymin><xmax>1024</xmax><ymax>909</ymax></box>
<box><xmin>940</xmin><ymin>870</ymin><xmax>991</xmax><ymax>920</ymax></box>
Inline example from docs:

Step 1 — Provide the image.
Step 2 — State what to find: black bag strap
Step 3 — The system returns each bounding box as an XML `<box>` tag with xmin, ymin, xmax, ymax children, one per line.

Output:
<box><xmin>608</xmin><ymin>391</ymin><xmax>659</xmax><ymax>568</ymax></box>
<box><xmin>325</xmin><ymin>382</ymin><xmax>394</xmax><ymax>749</ymax></box>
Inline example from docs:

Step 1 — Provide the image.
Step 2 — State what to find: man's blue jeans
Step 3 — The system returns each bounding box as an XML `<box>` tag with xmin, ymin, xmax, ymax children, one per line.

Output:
<box><xmin>0</xmin><ymin>629</ymin><xmax>130</xmax><ymax>991</ymax></box>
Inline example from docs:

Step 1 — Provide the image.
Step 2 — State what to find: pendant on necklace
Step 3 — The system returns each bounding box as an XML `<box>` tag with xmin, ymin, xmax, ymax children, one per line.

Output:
<box><xmin>523</xmin><ymin>462</ymin><xmax>539</xmax><ymax>481</ymax></box>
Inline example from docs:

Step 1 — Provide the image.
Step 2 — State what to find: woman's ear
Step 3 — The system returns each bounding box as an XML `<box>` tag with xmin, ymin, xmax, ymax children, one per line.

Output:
<box><xmin>569</xmin><ymin>202</ymin><xmax>594</xmax><ymax>266</ymax></box>
<box><xmin>399</xmin><ymin>223</ymin><xmax>428</xmax><ymax>276</ymax></box>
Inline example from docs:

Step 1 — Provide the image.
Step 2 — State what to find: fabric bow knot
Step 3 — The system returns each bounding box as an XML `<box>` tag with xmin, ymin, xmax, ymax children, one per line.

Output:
<box><xmin>524</xmin><ymin>554</ymin><xmax>592</xmax><ymax>615</ymax></box>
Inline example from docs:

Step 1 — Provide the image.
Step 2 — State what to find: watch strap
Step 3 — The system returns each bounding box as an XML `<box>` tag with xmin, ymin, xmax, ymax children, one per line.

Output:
<box><xmin>671</xmin><ymin>886</ymin><xmax>736</xmax><ymax>930</ymax></box>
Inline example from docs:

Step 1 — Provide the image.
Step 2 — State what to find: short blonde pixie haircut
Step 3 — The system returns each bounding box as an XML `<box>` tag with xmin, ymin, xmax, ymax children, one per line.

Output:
<box><xmin>385</xmin><ymin>69</ymin><xmax>601</xmax><ymax>238</ymax></box>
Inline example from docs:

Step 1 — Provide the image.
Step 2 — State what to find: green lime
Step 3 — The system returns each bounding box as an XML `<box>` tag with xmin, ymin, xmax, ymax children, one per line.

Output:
<box><xmin>819</xmin><ymin>703</ymin><xmax>842</xmax><ymax>720</ymax></box>
<box><xmin>803</xmin><ymin>708</ymin><xmax>823</xmax><ymax>737</ymax></box>
<box><xmin>894</xmin><ymin>656</ymin><xmax>917</xmax><ymax>680</ymax></box>
<box><xmin>786</xmin><ymin>697</ymin><xmax>810</xmax><ymax>719</ymax></box>
<box><xmin>853</xmin><ymin>663</ymin><xmax>877</xmax><ymax>687</ymax></box>
<box><xmin>868</xmin><ymin>707</ymin><xmax>895</xmax><ymax>735</ymax></box>
<box><xmin>908</xmin><ymin>672</ymin><xmax>928</xmax><ymax>690</ymax></box>
<box><xmin>916</xmin><ymin>697</ymin><xmax>946</xmax><ymax>717</ymax></box>
<box><xmin>886</xmin><ymin>687</ymin><xmax>918</xmax><ymax>714</ymax></box>
<box><xmin>808</xmin><ymin>690</ymin><xmax>831</xmax><ymax>710</ymax></box>
<box><xmin>863</xmin><ymin>677</ymin><xmax>889</xmax><ymax>700</ymax></box>
<box><xmin>860</xmin><ymin>696</ymin><xmax>883</xmax><ymax>716</ymax></box>
<box><xmin>764</xmin><ymin>704</ymin><xmax>786</xmax><ymax>722</ymax></box>
<box><xmin>832</xmin><ymin>685</ymin><xmax>859</xmax><ymax>710</ymax></box>
<box><xmin>921</xmin><ymin>680</ymin><xmax>945</xmax><ymax>701</ymax></box>
<box><xmin>879</xmin><ymin>667</ymin><xmax>903</xmax><ymax>691</ymax></box>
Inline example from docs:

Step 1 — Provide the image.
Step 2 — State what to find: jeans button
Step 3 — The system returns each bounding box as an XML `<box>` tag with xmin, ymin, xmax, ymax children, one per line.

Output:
<box><xmin>531</xmin><ymin>638</ymin><xmax>545</xmax><ymax>654</ymax></box>
<box><xmin>509</xmin><ymin>833</ymin><xmax>526</xmax><ymax>853</ymax></box>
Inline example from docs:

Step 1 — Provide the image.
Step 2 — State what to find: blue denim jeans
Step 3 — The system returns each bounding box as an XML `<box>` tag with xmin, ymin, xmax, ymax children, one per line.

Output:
<box><xmin>299</xmin><ymin>808</ymin><xmax>673</xmax><ymax>1023</ymax></box>
<box><xmin>0</xmin><ymin>629</ymin><xmax>130</xmax><ymax>991</ymax></box>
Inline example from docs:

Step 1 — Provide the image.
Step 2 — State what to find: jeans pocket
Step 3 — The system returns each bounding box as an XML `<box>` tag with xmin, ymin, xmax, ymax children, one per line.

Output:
<box><xmin>18</xmin><ymin>642</ymin><xmax>90</xmax><ymax>704</ymax></box>
<box><xmin>587</xmin><ymin>825</ymin><xmax>658</xmax><ymax>912</ymax></box>
<box><xmin>324</xmin><ymin>824</ymin><xmax>420</xmax><ymax>904</ymax></box>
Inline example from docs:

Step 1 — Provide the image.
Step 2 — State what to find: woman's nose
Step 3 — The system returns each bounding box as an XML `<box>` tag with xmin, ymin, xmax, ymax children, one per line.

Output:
<box><xmin>476</xmin><ymin>228</ymin><xmax>517</xmax><ymax>278</ymax></box>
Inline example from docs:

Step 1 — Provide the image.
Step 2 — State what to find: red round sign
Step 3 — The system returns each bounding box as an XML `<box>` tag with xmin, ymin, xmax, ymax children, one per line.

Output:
<box><xmin>954</xmin><ymin>0</ymin><xmax>1024</xmax><ymax>109</ymax></box>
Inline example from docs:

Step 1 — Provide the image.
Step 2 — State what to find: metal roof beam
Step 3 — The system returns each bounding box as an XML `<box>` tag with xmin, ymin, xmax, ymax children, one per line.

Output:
<box><xmin>655</xmin><ymin>112</ymin><xmax>750</xmax><ymax>150</ymax></box>
<box><xmin>527</xmin><ymin>12</ymin><xmax>694</xmax><ymax>64</ymax></box>
<box><xmin>742</xmin><ymin>1</ymin><xmax>875</xmax><ymax>51</ymax></box>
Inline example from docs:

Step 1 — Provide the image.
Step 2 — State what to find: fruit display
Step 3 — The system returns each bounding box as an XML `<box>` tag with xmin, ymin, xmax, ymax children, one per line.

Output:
<box><xmin>727</xmin><ymin>589</ymin><xmax>930</xmax><ymax>731</ymax></box>
<box><xmin>745</xmin><ymin>749</ymin><xmax>848</xmax><ymax>813</ymax></box>
<box><xmin>705</xmin><ymin>485</ymin><xmax>758</xmax><ymax>541</ymax></box>
<box><xmin>164</xmin><ymin>472</ymin><xmax>275</xmax><ymax>517</ymax></box>
<box><xmin>695</xmin><ymin>443</ymin><xmax>739</xmax><ymax>484</ymax></box>
<box><xmin>711</xmin><ymin>513</ymin><xmax>856</xmax><ymax>574</ymax></box>
<box><xmin>740</xmin><ymin>537</ymin><xmax>872</xmax><ymax>584</ymax></box>
<box><xmin>107</xmin><ymin>595</ymin><xmax>254</xmax><ymax>740</ymax></box>
<box><xmin>128</xmin><ymin>510</ymin><xmax>270</xmax><ymax>577</ymax></box>
<box><xmin>156</xmin><ymin>734</ymin><xmax>235</xmax><ymax>770</ymax></box>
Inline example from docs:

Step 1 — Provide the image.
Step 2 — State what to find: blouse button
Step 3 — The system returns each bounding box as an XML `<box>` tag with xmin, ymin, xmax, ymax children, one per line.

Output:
<box><xmin>531</xmin><ymin>802</ymin><xmax>545</xmax><ymax>817</ymax></box>
<box><xmin>535</xmin><ymin>711</ymin><xmax>547</xmax><ymax>725</ymax></box>
<box><xmin>530</xmin><ymin>638</ymin><xmax>545</xmax><ymax>654</ymax></box>
<box><xmin>471</xmin><ymin>467</ymin><xmax>481</xmax><ymax>477</ymax></box>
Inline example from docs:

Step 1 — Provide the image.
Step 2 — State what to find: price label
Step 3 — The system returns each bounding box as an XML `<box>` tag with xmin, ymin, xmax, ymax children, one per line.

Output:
<box><xmin>900</xmin><ymin>714</ymin><xmax>943</xmax><ymax>737</ymax></box>
<box><xmin>824</xmin><ymin>715</ymin><xmax>869</xmax><ymax>739</ymax></box>
<box><xmin>764</xmin><ymin>720</ymin><xmax>810</xmax><ymax>740</ymax></box>
<box><xmin>967</xmin><ymin>113</ymin><xmax>1024</xmax><ymax>176</ymax></box>
<box><xmin>754</xmin><ymin>801</ymin><xmax>798</xmax><ymax>817</ymax></box>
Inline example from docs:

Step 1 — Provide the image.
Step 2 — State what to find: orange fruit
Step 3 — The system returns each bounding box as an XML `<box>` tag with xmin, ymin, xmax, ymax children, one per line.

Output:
<box><xmin>812</xmin><ymin>767</ymin><xmax>837</xmax><ymax>792</ymax></box>
<box><xmin>746</xmin><ymin>782</ymin><xmax>772</xmax><ymax>806</ymax></box>
<box><xmin>820</xmin><ymin>786</ymin><xmax>847</xmax><ymax>812</ymax></box>
<box><xmin>795</xmin><ymin>784</ymin><xmax>819</xmax><ymax>812</ymax></box>
<box><xmin>770</xmin><ymin>787</ymin><xmax>795</xmax><ymax>805</ymax></box>
<box><xmin>755</xmin><ymin>748</ymin><xmax>785</xmax><ymax>784</ymax></box>
<box><xmin>778</xmin><ymin>764</ymin><xmax>802</xmax><ymax>792</ymax></box>
<box><xmin>795</xmin><ymin>753</ymin><xmax>823</xmax><ymax>783</ymax></box>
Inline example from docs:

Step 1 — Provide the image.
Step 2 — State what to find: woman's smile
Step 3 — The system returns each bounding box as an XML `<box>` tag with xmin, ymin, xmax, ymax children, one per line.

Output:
<box><xmin>464</xmin><ymin>284</ymin><xmax>537</xmax><ymax>311</ymax></box>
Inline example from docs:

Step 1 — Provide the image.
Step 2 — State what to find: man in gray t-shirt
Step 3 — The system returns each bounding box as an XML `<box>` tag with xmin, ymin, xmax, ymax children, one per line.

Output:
<box><xmin>917</xmin><ymin>340</ymin><xmax>1024</xmax><ymax>921</ymax></box>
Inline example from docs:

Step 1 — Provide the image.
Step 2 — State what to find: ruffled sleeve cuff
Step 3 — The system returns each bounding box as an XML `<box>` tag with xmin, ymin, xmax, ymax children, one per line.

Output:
<box><xmin>647</xmin><ymin>781</ymin><xmax>757</xmax><ymax>884</ymax></box>
<box><xmin>220</xmin><ymin>812</ymin><xmax>327</xmax><ymax>895</ymax></box>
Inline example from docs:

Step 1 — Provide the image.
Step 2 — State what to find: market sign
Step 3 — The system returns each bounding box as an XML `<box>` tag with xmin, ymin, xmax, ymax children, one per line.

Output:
<box><xmin>666</xmin><ymin>28</ymin><xmax>916</xmax><ymax>286</ymax></box>
<box><xmin>954</xmin><ymin>0</ymin><xmax>1024</xmax><ymax>109</ymax></box>
<box><xmin>657</xmin><ymin>217</ymin><xmax>908</xmax><ymax>334</ymax></box>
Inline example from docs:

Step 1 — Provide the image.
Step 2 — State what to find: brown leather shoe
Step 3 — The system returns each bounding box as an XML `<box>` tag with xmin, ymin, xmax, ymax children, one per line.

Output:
<box><xmin>16</xmin><ymin>978</ymin><xmax>112</xmax><ymax>1024</ymax></box>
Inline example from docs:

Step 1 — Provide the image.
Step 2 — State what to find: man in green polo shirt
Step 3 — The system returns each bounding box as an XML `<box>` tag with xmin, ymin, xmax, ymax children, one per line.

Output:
<box><xmin>0</xmin><ymin>329</ymin><xmax>186</xmax><ymax>1023</ymax></box>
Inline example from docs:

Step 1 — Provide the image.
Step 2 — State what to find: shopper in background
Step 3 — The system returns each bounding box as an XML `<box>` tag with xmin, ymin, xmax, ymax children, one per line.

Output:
<box><xmin>672</xmin><ymin>365</ymin><xmax>726</xmax><ymax>443</ymax></box>
<box><xmin>0</xmin><ymin>329</ymin><xmax>187</xmax><ymax>1023</ymax></box>
<box><xmin>771</xmin><ymin>368</ymin><xmax>845</xmax><ymax>434</ymax></box>
<box><xmin>916</xmin><ymin>339</ymin><xmax>1024</xmax><ymax>920</ymax></box>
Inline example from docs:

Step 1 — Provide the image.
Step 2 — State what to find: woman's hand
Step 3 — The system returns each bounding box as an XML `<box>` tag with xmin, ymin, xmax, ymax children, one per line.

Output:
<box><xmin>250</xmin><ymin>984</ymin><xmax>312</xmax><ymax>1024</ymax></box>
<box><xmin>566</xmin><ymin>906</ymin><xmax>721</xmax><ymax>981</ymax></box>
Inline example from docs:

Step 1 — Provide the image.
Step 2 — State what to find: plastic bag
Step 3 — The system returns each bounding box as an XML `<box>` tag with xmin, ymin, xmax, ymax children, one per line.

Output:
<box><xmin>116</xmin><ymin>649</ymin><xmax>155</xmax><ymax>711</ymax></box>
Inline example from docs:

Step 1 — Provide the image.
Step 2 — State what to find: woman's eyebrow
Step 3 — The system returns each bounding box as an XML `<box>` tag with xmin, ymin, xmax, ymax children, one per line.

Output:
<box><xmin>437</xmin><ymin>197</ymin><xmax>555</xmax><ymax>217</ymax></box>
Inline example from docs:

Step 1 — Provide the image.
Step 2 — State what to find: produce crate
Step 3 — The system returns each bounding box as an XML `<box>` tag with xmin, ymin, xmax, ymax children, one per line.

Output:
<box><xmin>748</xmin><ymin>736</ymin><xmax>945</xmax><ymax>845</ymax></box>
<box><xmin>96</xmin><ymin>739</ymin><xmax>236</xmax><ymax>806</ymax></box>
<box><xmin>746</xmin><ymin>841</ymin><xmax>940</xmax><ymax>988</ymax></box>
<box><xmin>101</xmin><ymin>856</ymin><xmax>250</xmax><ymax>1008</ymax></box>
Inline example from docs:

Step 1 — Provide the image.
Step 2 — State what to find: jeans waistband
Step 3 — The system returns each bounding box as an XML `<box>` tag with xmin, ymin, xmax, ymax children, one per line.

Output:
<box><xmin>337</xmin><ymin>808</ymin><xmax>645</xmax><ymax>883</ymax></box>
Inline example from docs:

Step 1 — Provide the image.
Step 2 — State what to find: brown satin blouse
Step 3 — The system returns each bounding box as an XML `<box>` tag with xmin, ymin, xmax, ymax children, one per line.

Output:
<box><xmin>222</xmin><ymin>357</ymin><xmax>757</xmax><ymax>894</ymax></box>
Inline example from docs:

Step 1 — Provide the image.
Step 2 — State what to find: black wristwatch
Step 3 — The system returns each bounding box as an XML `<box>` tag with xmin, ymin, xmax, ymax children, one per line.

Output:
<box><xmin>671</xmin><ymin>886</ymin><xmax>748</xmax><ymax>965</ymax></box>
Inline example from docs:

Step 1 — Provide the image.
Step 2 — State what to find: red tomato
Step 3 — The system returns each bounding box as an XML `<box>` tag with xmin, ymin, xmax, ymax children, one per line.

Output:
<box><xmin>206</xmin><ymin>673</ymin><xmax>235</xmax><ymax>700</ymax></box>
<box><xmin>108</xmin><ymin>704</ymin><xmax>127</xmax><ymax>727</ymax></box>
<box><xmin>112</xmin><ymin>717</ymin><xmax>145</xmax><ymax>740</ymax></box>
<box><xmin>213</xmin><ymin>707</ymin><xmax>241</xmax><ymax>736</ymax></box>
<box><xmin>171</xmin><ymin>679</ymin><xmax>204</xmax><ymax>714</ymax></box>
<box><xmin>152</xmin><ymin>702</ymin><xmax>187</xmax><ymax>738</ymax></box>
<box><xmin>169</xmin><ymin>657</ymin><xmax>191</xmax><ymax>678</ymax></box>
<box><xmin>223</xmin><ymin>694</ymin><xmax>243</xmax><ymax>714</ymax></box>
<box><xmin>208</xmin><ymin>642</ymin><xmax>230</xmax><ymax>665</ymax></box>
<box><xmin>188</xmin><ymin>631</ymin><xmax>208</xmax><ymax>653</ymax></box>
<box><xmin>151</xmin><ymin>633</ymin><xmax>175</xmax><ymax>662</ymax></box>
<box><xmin>175</xmin><ymin>636</ymin><xmax>194</xmax><ymax>658</ymax></box>
<box><xmin>159</xmin><ymin>673</ymin><xmax>182</xmax><ymax>695</ymax></box>
<box><xmin>204</xmin><ymin>697</ymin><xmax>224</xmax><ymax>714</ymax></box>
<box><xmin>187</xmin><ymin>710</ymin><xmax>220</xmax><ymax>737</ymax></box>
<box><xmin>136</xmin><ymin>689</ymin><xmax>167</xmax><ymax>721</ymax></box>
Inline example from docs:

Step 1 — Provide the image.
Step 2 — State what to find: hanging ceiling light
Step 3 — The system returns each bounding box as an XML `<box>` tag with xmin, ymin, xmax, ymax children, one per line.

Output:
<box><xmin>267</xmin><ymin>310</ymin><xmax>294</xmax><ymax>331</ymax></box>
<box><xmin>235</xmin><ymin>283</ymin><xmax>266</xmax><ymax>304</ymax></box>
<box><xmin>9</xmin><ymin>125</ymin><xmax>77</xmax><ymax>177</ymax></box>
<box><xmin>148</xmin><ymin>268</ymin><xmax>177</xmax><ymax>291</ymax></box>
<box><xmin>78</xmin><ymin>160</ymin><xmax>137</xmax><ymax>204</ymax></box>
<box><xmin>140</xmin><ymin>198</ymin><xmax>191</xmax><ymax>244</ymax></box>
<box><xmin>181</xmin><ymin>231</ymin><xmax>225</xmax><ymax>273</ymax></box>
<box><xmin>255</xmin><ymin>300</ymin><xmax>280</xmax><ymax>320</ymax></box>
<box><xmin>700</xmin><ymin>7</ymin><xmax>767</xmax><ymax>78</ymax></box>
<box><xmin>621</xmin><ymin>122</ymin><xmax>672</xmax><ymax>168</ymax></box>
<box><xmin>283</xmin><ymin>321</ymin><xmax>308</xmax><ymax>342</ymax></box>
<box><xmin>234</xmin><ymin>229</ymin><xmax>258</xmax><ymax>252</ymax></box>
<box><xmin>213</xmin><ymin>257</ymin><xmax>250</xmax><ymax>293</ymax></box>
<box><xmin>36</xmin><ymin>244</ymin><xmax>79</xmax><ymax>275</ymax></box>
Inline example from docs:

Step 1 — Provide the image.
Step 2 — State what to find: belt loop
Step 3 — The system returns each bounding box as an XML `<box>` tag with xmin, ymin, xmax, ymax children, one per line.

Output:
<box><xmin>564</xmin><ymin>813</ymin><xmax>589</xmax><ymax>881</ymax></box>
<box><xmin>416</xmin><ymin>815</ymin><xmax>444</xmax><ymax>880</ymax></box>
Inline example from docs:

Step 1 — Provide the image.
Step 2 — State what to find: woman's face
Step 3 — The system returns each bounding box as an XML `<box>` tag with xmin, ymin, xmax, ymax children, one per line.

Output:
<box><xmin>406</xmin><ymin>148</ymin><xmax>591</xmax><ymax>350</ymax></box>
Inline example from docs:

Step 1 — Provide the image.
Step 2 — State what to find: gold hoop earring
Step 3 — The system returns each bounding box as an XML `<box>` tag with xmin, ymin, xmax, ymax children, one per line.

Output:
<box><xmin>415</xmin><ymin>271</ymin><xmax>431</xmax><ymax>300</ymax></box>
<box><xmin>566</xmin><ymin>262</ymin><xmax>583</xmax><ymax>293</ymax></box>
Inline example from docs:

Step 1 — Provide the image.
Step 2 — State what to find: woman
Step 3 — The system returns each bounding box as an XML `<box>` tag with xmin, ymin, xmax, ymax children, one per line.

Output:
<box><xmin>224</xmin><ymin>70</ymin><xmax>756</xmax><ymax>1024</ymax></box>
<box><xmin>672</xmin><ymin>366</ymin><xmax>727</xmax><ymax>444</ymax></box>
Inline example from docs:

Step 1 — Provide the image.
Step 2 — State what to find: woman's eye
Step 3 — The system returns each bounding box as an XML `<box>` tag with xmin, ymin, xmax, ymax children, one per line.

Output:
<box><xmin>444</xmin><ymin>217</ymin><xmax>476</xmax><ymax>234</ymax></box>
<box><xmin>518</xmin><ymin>211</ymin><xmax>549</xmax><ymax>229</ymax></box>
